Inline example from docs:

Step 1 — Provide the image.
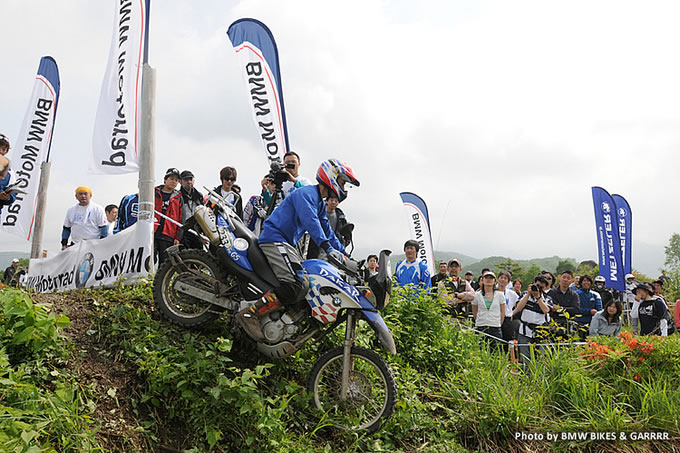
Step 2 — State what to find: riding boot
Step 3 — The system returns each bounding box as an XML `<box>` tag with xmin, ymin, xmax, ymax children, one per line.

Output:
<box><xmin>236</xmin><ymin>292</ymin><xmax>282</xmax><ymax>342</ymax></box>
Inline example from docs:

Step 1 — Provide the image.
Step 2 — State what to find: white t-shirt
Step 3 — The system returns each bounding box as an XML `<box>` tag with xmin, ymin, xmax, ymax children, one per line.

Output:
<box><xmin>282</xmin><ymin>175</ymin><xmax>313</xmax><ymax>197</ymax></box>
<box><xmin>63</xmin><ymin>202</ymin><xmax>108</xmax><ymax>243</ymax></box>
<box><xmin>472</xmin><ymin>290</ymin><xmax>505</xmax><ymax>327</ymax></box>
<box><xmin>504</xmin><ymin>289</ymin><xmax>519</xmax><ymax>318</ymax></box>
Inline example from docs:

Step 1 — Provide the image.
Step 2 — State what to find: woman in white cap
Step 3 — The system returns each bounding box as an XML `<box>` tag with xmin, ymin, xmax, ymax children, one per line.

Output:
<box><xmin>471</xmin><ymin>271</ymin><xmax>505</xmax><ymax>349</ymax></box>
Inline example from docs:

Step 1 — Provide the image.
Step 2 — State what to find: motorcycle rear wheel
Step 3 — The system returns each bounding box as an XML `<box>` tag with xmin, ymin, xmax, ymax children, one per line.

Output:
<box><xmin>307</xmin><ymin>346</ymin><xmax>397</xmax><ymax>433</ymax></box>
<box><xmin>153</xmin><ymin>249</ymin><xmax>226</xmax><ymax>327</ymax></box>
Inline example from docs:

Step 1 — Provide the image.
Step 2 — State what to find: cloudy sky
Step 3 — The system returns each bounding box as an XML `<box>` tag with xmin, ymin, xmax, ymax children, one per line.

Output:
<box><xmin>1</xmin><ymin>0</ymin><xmax>679</xmax><ymax>276</ymax></box>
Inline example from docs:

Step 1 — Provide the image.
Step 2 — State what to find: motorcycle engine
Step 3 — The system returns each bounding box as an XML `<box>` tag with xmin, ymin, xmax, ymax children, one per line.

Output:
<box><xmin>261</xmin><ymin>308</ymin><xmax>305</xmax><ymax>343</ymax></box>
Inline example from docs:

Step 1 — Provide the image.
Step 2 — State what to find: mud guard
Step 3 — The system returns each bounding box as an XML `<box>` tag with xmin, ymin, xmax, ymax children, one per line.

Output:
<box><xmin>361</xmin><ymin>309</ymin><xmax>397</xmax><ymax>355</ymax></box>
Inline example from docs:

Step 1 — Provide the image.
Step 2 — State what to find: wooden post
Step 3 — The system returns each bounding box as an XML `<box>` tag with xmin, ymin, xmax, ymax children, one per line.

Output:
<box><xmin>30</xmin><ymin>161</ymin><xmax>51</xmax><ymax>259</ymax></box>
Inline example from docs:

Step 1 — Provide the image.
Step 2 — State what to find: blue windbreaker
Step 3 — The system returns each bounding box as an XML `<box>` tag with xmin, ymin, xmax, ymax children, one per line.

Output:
<box><xmin>0</xmin><ymin>172</ymin><xmax>17</xmax><ymax>214</ymax></box>
<box><xmin>395</xmin><ymin>259</ymin><xmax>431</xmax><ymax>290</ymax></box>
<box><xmin>259</xmin><ymin>184</ymin><xmax>344</xmax><ymax>252</ymax></box>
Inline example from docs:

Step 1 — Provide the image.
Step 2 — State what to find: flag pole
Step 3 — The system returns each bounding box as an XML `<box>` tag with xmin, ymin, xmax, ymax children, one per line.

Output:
<box><xmin>29</xmin><ymin>161</ymin><xmax>51</xmax><ymax>259</ymax></box>
<box><xmin>138</xmin><ymin>0</ymin><xmax>155</xmax><ymax>270</ymax></box>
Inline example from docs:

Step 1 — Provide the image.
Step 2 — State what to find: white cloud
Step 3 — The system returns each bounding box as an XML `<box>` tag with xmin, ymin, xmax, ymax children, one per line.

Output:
<box><xmin>1</xmin><ymin>0</ymin><xmax>679</xmax><ymax>277</ymax></box>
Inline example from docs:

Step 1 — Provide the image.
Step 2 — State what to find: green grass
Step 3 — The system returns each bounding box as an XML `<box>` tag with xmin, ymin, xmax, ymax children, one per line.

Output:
<box><xmin>2</xmin><ymin>283</ymin><xmax>679</xmax><ymax>452</ymax></box>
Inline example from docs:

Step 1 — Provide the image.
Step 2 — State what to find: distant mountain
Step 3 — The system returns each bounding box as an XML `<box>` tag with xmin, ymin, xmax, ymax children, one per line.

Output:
<box><xmin>386</xmin><ymin>251</ymin><xmax>577</xmax><ymax>276</ymax></box>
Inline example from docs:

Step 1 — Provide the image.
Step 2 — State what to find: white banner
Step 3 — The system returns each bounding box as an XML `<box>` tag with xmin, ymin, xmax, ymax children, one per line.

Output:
<box><xmin>399</xmin><ymin>192</ymin><xmax>436</xmax><ymax>276</ymax></box>
<box><xmin>227</xmin><ymin>19</ymin><xmax>290</xmax><ymax>165</ymax></box>
<box><xmin>91</xmin><ymin>0</ymin><xmax>147</xmax><ymax>174</ymax></box>
<box><xmin>1</xmin><ymin>57</ymin><xmax>60</xmax><ymax>240</ymax></box>
<box><xmin>25</xmin><ymin>221</ymin><xmax>152</xmax><ymax>292</ymax></box>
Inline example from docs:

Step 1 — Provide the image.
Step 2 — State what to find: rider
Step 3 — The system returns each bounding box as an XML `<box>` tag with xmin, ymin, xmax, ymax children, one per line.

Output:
<box><xmin>237</xmin><ymin>159</ymin><xmax>360</xmax><ymax>341</ymax></box>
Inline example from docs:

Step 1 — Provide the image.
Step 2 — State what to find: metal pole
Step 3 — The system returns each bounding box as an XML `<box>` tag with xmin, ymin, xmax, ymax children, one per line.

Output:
<box><xmin>30</xmin><ymin>161</ymin><xmax>51</xmax><ymax>259</ymax></box>
<box><xmin>138</xmin><ymin>63</ymin><xmax>156</xmax><ymax>271</ymax></box>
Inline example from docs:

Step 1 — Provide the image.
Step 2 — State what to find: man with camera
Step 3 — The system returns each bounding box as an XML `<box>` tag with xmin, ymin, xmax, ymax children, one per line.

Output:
<box><xmin>513</xmin><ymin>275</ymin><xmax>553</xmax><ymax>363</ymax></box>
<box><xmin>281</xmin><ymin>151</ymin><xmax>313</xmax><ymax>197</ymax></box>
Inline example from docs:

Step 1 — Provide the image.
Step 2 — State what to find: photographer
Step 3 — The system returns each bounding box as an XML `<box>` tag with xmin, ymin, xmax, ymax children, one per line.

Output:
<box><xmin>281</xmin><ymin>152</ymin><xmax>313</xmax><ymax>197</ymax></box>
<box><xmin>514</xmin><ymin>275</ymin><xmax>553</xmax><ymax>363</ymax></box>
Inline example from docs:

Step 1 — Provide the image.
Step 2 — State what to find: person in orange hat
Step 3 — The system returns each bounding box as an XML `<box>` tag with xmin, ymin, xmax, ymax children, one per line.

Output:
<box><xmin>61</xmin><ymin>186</ymin><xmax>109</xmax><ymax>249</ymax></box>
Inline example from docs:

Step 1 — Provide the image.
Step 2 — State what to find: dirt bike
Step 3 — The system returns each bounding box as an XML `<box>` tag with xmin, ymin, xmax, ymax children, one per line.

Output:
<box><xmin>152</xmin><ymin>188</ymin><xmax>397</xmax><ymax>433</ymax></box>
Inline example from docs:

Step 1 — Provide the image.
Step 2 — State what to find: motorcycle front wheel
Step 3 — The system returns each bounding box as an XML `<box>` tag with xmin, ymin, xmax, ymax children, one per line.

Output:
<box><xmin>153</xmin><ymin>249</ymin><xmax>226</xmax><ymax>327</ymax></box>
<box><xmin>307</xmin><ymin>346</ymin><xmax>397</xmax><ymax>433</ymax></box>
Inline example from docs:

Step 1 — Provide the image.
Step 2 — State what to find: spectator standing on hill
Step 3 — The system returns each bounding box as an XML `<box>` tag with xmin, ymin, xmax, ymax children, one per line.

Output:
<box><xmin>437</xmin><ymin>259</ymin><xmax>474</xmax><ymax>318</ymax></box>
<box><xmin>105</xmin><ymin>204</ymin><xmax>118</xmax><ymax>236</ymax></box>
<box><xmin>4</xmin><ymin>258</ymin><xmax>19</xmax><ymax>286</ymax></box>
<box><xmin>498</xmin><ymin>272</ymin><xmax>520</xmax><ymax>343</ymax></box>
<box><xmin>61</xmin><ymin>186</ymin><xmax>109</xmax><ymax>249</ymax></box>
<box><xmin>215</xmin><ymin>166</ymin><xmax>243</xmax><ymax>219</ymax></box>
<box><xmin>244</xmin><ymin>175</ymin><xmax>276</xmax><ymax>237</ymax></box>
<box><xmin>652</xmin><ymin>280</ymin><xmax>668</xmax><ymax>306</ymax></box>
<box><xmin>635</xmin><ymin>283</ymin><xmax>669</xmax><ymax>336</ymax></box>
<box><xmin>548</xmin><ymin>271</ymin><xmax>580</xmax><ymax>325</ymax></box>
<box><xmin>589</xmin><ymin>299</ymin><xmax>623</xmax><ymax>337</ymax></box>
<box><xmin>179</xmin><ymin>170</ymin><xmax>205</xmax><ymax>249</ymax></box>
<box><xmin>514</xmin><ymin>275</ymin><xmax>553</xmax><ymax>362</ymax></box>
<box><xmin>541</xmin><ymin>271</ymin><xmax>556</xmax><ymax>289</ymax></box>
<box><xmin>576</xmin><ymin>275</ymin><xmax>602</xmax><ymax>328</ymax></box>
<box><xmin>659</xmin><ymin>270</ymin><xmax>671</xmax><ymax>285</ymax></box>
<box><xmin>395</xmin><ymin>240</ymin><xmax>431</xmax><ymax>292</ymax></box>
<box><xmin>465</xmin><ymin>271</ymin><xmax>478</xmax><ymax>290</ymax></box>
<box><xmin>432</xmin><ymin>262</ymin><xmax>448</xmax><ymax>286</ymax></box>
<box><xmin>363</xmin><ymin>254</ymin><xmax>379</xmax><ymax>282</ymax></box>
<box><xmin>154</xmin><ymin>168</ymin><xmax>183</xmax><ymax>266</ymax></box>
<box><xmin>475</xmin><ymin>268</ymin><xmax>490</xmax><ymax>291</ymax></box>
<box><xmin>472</xmin><ymin>271</ymin><xmax>505</xmax><ymax>348</ymax></box>
<box><xmin>592</xmin><ymin>275</ymin><xmax>614</xmax><ymax>306</ymax></box>
<box><xmin>0</xmin><ymin>135</ymin><xmax>17</xmax><ymax>215</ymax></box>
<box><xmin>513</xmin><ymin>279</ymin><xmax>523</xmax><ymax>295</ymax></box>
<box><xmin>281</xmin><ymin>151</ymin><xmax>313</xmax><ymax>197</ymax></box>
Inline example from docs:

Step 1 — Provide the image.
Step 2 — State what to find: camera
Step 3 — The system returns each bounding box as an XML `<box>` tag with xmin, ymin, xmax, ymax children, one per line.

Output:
<box><xmin>530</xmin><ymin>284</ymin><xmax>541</xmax><ymax>293</ymax></box>
<box><xmin>268</xmin><ymin>160</ymin><xmax>291</xmax><ymax>187</ymax></box>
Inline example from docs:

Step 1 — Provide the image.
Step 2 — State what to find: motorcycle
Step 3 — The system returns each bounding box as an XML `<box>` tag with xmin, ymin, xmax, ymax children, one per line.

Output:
<box><xmin>153</xmin><ymin>188</ymin><xmax>397</xmax><ymax>433</ymax></box>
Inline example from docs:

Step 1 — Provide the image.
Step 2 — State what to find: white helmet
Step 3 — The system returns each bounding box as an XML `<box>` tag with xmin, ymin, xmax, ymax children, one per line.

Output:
<box><xmin>594</xmin><ymin>276</ymin><xmax>606</xmax><ymax>283</ymax></box>
<box><xmin>625</xmin><ymin>273</ymin><xmax>635</xmax><ymax>280</ymax></box>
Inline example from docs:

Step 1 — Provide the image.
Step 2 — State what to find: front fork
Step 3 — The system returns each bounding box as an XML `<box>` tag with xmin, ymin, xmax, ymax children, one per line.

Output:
<box><xmin>340</xmin><ymin>311</ymin><xmax>357</xmax><ymax>400</ymax></box>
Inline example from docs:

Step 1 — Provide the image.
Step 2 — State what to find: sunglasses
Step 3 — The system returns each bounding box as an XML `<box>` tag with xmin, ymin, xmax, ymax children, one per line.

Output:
<box><xmin>223</xmin><ymin>177</ymin><xmax>236</xmax><ymax>182</ymax></box>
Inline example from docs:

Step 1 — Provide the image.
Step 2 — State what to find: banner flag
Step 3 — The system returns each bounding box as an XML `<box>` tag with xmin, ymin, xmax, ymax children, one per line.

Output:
<box><xmin>1</xmin><ymin>57</ymin><xmax>60</xmax><ymax>240</ymax></box>
<box><xmin>591</xmin><ymin>187</ymin><xmax>625</xmax><ymax>292</ymax></box>
<box><xmin>611</xmin><ymin>194</ymin><xmax>632</xmax><ymax>276</ymax></box>
<box><xmin>227</xmin><ymin>18</ymin><xmax>290</xmax><ymax>165</ymax></box>
<box><xmin>399</xmin><ymin>192</ymin><xmax>435</xmax><ymax>276</ymax></box>
<box><xmin>25</xmin><ymin>221</ymin><xmax>153</xmax><ymax>292</ymax></box>
<box><xmin>91</xmin><ymin>0</ymin><xmax>148</xmax><ymax>174</ymax></box>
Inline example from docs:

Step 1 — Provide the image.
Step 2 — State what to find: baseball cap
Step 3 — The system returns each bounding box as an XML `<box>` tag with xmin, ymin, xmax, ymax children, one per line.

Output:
<box><xmin>180</xmin><ymin>170</ymin><xmax>194</xmax><ymax>179</ymax></box>
<box><xmin>448</xmin><ymin>259</ymin><xmax>461</xmax><ymax>267</ymax></box>
<box><xmin>482</xmin><ymin>271</ymin><xmax>496</xmax><ymax>279</ymax></box>
<box><xmin>11</xmin><ymin>258</ymin><xmax>19</xmax><ymax>263</ymax></box>
<box><xmin>165</xmin><ymin>168</ymin><xmax>180</xmax><ymax>179</ymax></box>
<box><xmin>465</xmin><ymin>271</ymin><xmax>473</xmax><ymax>276</ymax></box>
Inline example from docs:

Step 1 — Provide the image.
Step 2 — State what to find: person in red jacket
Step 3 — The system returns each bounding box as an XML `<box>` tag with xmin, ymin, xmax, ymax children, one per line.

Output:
<box><xmin>674</xmin><ymin>299</ymin><xmax>680</xmax><ymax>331</ymax></box>
<box><xmin>154</xmin><ymin>168</ymin><xmax>183</xmax><ymax>266</ymax></box>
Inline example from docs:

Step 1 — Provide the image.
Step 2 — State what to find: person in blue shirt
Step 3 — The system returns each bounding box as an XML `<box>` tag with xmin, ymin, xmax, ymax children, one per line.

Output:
<box><xmin>0</xmin><ymin>135</ymin><xmax>17</xmax><ymax>215</ymax></box>
<box><xmin>237</xmin><ymin>158</ymin><xmax>360</xmax><ymax>341</ymax></box>
<box><xmin>395</xmin><ymin>240</ymin><xmax>431</xmax><ymax>292</ymax></box>
<box><xmin>576</xmin><ymin>274</ymin><xmax>602</xmax><ymax>326</ymax></box>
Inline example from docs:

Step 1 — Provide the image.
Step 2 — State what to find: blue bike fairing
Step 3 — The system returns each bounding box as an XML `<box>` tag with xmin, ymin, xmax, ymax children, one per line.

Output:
<box><xmin>302</xmin><ymin>259</ymin><xmax>361</xmax><ymax>301</ymax></box>
<box><xmin>217</xmin><ymin>214</ymin><xmax>254</xmax><ymax>271</ymax></box>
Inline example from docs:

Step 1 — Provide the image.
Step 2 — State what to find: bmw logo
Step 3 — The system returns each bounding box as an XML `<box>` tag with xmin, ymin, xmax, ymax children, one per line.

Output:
<box><xmin>619</xmin><ymin>207</ymin><xmax>627</xmax><ymax>217</ymax></box>
<box><xmin>76</xmin><ymin>252</ymin><xmax>94</xmax><ymax>288</ymax></box>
